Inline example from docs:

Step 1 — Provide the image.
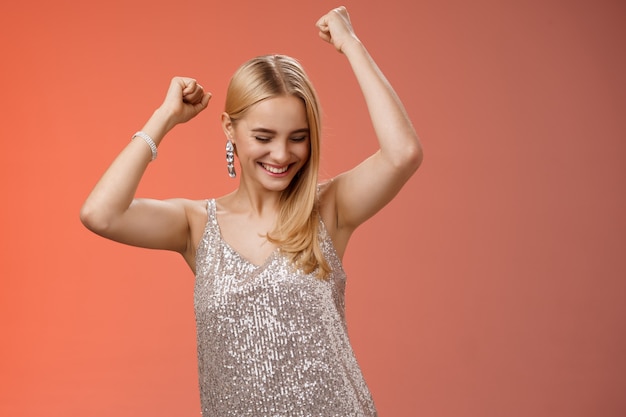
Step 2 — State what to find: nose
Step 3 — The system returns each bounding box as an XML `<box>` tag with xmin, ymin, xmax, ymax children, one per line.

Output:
<box><xmin>270</xmin><ymin>140</ymin><xmax>290</xmax><ymax>164</ymax></box>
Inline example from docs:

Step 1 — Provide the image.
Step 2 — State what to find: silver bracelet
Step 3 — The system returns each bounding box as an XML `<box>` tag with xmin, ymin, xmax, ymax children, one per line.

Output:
<box><xmin>132</xmin><ymin>131</ymin><xmax>158</xmax><ymax>161</ymax></box>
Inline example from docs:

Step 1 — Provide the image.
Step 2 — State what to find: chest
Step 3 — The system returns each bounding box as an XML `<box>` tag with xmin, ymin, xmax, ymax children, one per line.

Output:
<box><xmin>216</xmin><ymin>213</ymin><xmax>277</xmax><ymax>267</ymax></box>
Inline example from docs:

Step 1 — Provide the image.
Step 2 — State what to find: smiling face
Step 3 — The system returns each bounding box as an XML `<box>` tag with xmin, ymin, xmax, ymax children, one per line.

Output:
<box><xmin>225</xmin><ymin>95</ymin><xmax>311</xmax><ymax>193</ymax></box>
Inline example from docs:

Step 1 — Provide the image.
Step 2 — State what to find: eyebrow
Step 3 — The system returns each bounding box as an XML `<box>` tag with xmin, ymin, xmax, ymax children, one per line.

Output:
<box><xmin>250</xmin><ymin>127</ymin><xmax>310</xmax><ymax>135</ymax></box>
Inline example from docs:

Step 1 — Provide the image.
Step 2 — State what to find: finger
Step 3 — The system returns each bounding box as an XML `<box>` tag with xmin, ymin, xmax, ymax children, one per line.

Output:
<box><xmin>315</xmin><ymin>14</ymin><xmax>326</xmax><ymax>28</ymax></box>
<box><xmin>185</xmin><ymin>83</ymin><xmax>203</xmax><ymax>98</ymax></box>
<box><xmin>318</xmin><ymin>31</ymin><xmax>331</xmax><ymax>44</ymax></box>
<box><xmin>184</xmin><ymin>81</ymin><xmax>207</xmax><ymax>103</ymax></box>
<box><xmin>183</xmin><ymin>88</ymin><xmax>204</xmax><ymax>105</ymax></box>
<box><xmin>188</xmin><ymin>91</ymin><xmax>211</xmax><ymax>114</ymax></box>
<box><xmin>199</xmin><ymin>92</ymin><xmax>212</xmax><ymax>109</ymax></box>
<box><xmin>316</xmin><ymin>13</ymin><xmax>332</xmax><ymax>32</ymax></box>
<box><xmin>182</xmin><ymin>79</ymin><xmax>197</xmax><ymax>96</ymax></box>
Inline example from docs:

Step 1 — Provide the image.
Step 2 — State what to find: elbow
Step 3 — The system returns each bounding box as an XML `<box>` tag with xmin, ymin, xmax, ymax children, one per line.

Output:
<box><xmin>79</xmin><ymin>201</ymin><xmax>111</xmax><ymax>235</ymax></box>
<box><xmin>407</xmin><ymin>142</ymin><xmax>424</xmax><ymax>173</ymax></box>
<box><xmin>397</xmin><ymin>139</ymin><xmax>423</xmax><ymax>176</ymax></box>
<box><xmin>382</xmin><ymin>139</ymin><xmax>423</xmax><ymax>179</ymax></box>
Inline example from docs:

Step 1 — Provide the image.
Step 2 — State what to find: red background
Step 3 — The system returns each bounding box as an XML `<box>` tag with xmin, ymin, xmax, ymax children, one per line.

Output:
<box><xmin>1</xmin><ymin>1</ymin><xmax>625</xmax><ymax>416</ymax></box>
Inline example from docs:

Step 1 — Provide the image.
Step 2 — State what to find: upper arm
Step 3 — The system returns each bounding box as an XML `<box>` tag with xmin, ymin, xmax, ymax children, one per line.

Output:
<box><xmin>81</xmin><ymin>197</ymin><xmax>201</xmax><ymax>254</ymax></box>
<box><xmin>330</xmin><ymin>146</ymin><xmax>422</xmax><ymax>234</ymax></box>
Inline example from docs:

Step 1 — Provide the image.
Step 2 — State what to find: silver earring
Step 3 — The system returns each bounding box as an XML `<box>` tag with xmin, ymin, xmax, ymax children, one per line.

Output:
<box><xmin>226</xmin><ymin>139</ymin><xmax>236</xmax><ymax>178</ymax></box>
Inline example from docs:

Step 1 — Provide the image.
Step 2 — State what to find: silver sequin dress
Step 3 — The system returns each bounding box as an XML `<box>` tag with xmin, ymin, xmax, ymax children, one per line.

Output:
<box><xmin>194</xmin><ymin>199</ymin><xmax>378</xmax><ymax>416</ymax></box>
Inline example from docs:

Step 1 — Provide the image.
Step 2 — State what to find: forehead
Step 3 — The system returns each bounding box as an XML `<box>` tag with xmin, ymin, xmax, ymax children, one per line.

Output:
<box><xmin>239</xmin><ymin>95</ymin><xmax>308</xmax><ymax>131</ymax></box>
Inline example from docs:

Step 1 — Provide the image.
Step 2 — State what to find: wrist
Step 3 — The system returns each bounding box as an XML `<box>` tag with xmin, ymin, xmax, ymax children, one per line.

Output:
<box><xmin>141</xmin><ymin>108</ymin><xmax>177</xmax><ymax>144</ymax></box>
<box><xmin>152</xmin><ymin>107</ymin><xmax>179</xmax><ymax>133</ymax></box>
<box><xmin>340</xmin><ymin>36</ymin><xmax>363</xmax><ymax>55</ymax></box>
<box><xmin>132</xmin><ymin>131</ymin><xmax>158</xmax><ymax>161</ymax></box>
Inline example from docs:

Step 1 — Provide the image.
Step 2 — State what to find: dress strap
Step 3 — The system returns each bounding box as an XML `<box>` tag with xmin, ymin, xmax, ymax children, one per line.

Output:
<box><xmin>206</xmin><ymin>199</ymin><xmax>218</xmax><ymax>227</ymax></box>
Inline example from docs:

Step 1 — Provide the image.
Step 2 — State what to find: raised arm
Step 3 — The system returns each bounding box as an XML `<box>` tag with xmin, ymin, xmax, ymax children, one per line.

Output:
<box><xmin>316</xmin><ymin>7</ymin><xmax>423</xmax><ymax>240</ymax></box>
<box><xmin>80</xmin><ymin>77</ymin><xmax>211</xmax><ymax>256</ymax></box>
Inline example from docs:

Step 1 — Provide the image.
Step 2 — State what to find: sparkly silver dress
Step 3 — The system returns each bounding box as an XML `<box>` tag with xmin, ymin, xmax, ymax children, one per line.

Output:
<box><xmin>194</xmin><ymin>199</ymin><xmax>378</xmax><ymax>416</ymax></box>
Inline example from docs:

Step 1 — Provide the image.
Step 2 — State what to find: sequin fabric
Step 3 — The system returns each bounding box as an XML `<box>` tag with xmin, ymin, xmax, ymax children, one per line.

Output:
<box><xmin>194</xmin><ymin>199</ymin><xmax>378</xmax><ymax>417</ymax></box>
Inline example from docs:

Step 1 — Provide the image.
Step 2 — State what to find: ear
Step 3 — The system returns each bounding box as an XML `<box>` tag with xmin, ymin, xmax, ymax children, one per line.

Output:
<box><xmin>221</xmin><ymin>112</ymin><xmax>234</xmax><ymax>141</ymax></box>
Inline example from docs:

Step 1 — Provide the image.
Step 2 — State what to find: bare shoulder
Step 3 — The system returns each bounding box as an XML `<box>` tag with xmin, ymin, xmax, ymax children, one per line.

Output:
<box><xmin>179</xmin><ymin>198</ymin><xmax>208</xmax><ymax>216</ymax></box>
<box><xmin>181</xmin><ymin>198</ymin><xmax>209</xmax><ymax>236</ymax></box>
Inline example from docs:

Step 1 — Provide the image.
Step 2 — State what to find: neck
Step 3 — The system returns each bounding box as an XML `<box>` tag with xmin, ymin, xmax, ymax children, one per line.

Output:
<box><xmin>227</xmin><ymin>181</ymin><xmax>284</xmax><ymax>218</ymax></box>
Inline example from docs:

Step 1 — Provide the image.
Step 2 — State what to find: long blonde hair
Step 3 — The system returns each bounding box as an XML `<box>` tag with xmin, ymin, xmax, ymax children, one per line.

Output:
<box><xmin>224</xmin><ymin>55</ymin><xmax>330</xmax><ymax>278</ymax></box>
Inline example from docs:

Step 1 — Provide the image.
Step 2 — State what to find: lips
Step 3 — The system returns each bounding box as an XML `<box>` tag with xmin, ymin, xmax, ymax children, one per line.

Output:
<box><xmin>261</xmin><ymin>163</ymin><xmax>289</xmax><ymax>174</ymax></box>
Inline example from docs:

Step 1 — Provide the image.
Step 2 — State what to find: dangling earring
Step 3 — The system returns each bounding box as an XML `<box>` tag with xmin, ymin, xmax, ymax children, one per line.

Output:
<box><xmin>226</xmin><ymin>139</ymin><xmax>236</xmax><ymax>178</ymax></box>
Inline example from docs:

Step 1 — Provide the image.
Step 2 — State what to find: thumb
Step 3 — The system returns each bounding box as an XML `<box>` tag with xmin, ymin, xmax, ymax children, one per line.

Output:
<box><xmin>194</xmin><ymin>91</ymin><xmax>212</xmax><ymax>113</ymax></box>
<box><xmin>200</xmin><ymin>92</ymin><xmax>212</xmax><ymax>108</ymax></box>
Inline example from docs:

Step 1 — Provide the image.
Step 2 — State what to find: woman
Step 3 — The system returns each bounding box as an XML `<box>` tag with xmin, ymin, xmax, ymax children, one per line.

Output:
<box><xmin>81</xmin><ymin>6</ymin><xmax>422</xmax><ymax>417</ymax></box>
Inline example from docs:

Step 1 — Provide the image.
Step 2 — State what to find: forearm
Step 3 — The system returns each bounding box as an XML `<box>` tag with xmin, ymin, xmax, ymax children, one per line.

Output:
<box><xmin>342</xmin><ymin>40</ymin><xmax>422</xmax><ymax>167</ymax></box>
<box><xmin>80</xmin><ymin>108</ymin><xmax>175</xmax><ymax>231</ymax></box>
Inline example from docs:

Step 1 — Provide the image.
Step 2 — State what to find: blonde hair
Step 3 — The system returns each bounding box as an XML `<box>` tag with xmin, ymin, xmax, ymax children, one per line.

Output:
<box><xmin>225</xmin><ymin>55</ymin><xmax>330</xmax><ymax>278</ymax></box>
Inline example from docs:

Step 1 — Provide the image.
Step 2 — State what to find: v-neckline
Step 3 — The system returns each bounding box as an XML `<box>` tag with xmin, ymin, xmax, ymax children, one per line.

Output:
<box><xmin>210</xmin><ymin>199</ymin><xmax>279</xmax><ymax>269</ymax></box>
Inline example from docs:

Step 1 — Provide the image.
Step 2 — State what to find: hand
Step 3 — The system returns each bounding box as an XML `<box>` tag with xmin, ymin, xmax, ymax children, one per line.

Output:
<box><xmin>159</xmin><ymin>77</ymin><xmax>211</xmax><ymax>126</ymax></box>
<box><xmin>316</xmin><ymin>6</ymin><xmax>360</xmax><ymax>53</ymax></box>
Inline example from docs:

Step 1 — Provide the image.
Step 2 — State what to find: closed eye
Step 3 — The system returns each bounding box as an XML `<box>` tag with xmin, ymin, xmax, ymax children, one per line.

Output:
<box><xmin>290</xmin><ymin>136</ymin><xmax>308</xmax><ymax>142</ymax></box>
<box><xmin>254</xmin><ymin>136</ymin><xmax>272</xmax><ymax>142</ymax></box>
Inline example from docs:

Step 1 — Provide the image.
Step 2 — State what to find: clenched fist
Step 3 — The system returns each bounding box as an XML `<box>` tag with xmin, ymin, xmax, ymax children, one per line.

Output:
<box><xmin>316</xmin><ymin>6</ymin><xmax>360</xmax><ymax>53</ymax></box>
<box><xmin>160</xmin><ymin>76</ymin><xmax>212</xmax><ymax>126</ymax></box>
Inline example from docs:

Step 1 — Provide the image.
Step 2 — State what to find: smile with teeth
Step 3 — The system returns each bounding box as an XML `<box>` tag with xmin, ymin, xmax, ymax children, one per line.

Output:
<box><xmin>261</xmin><ymin>163</ymin><xmax>289</xmax><ymax>174</ymax></box>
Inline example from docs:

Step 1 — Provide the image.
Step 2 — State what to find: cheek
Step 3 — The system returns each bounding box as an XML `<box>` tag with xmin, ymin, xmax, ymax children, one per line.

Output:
<box><xmin>234</xmin><ymin>141</ymin><xmax>258</xmax><ymax>160</ymax></box>
<box><xmin>299</xmin><ymin>142</ymin><xmax>312</xmax><ymax>160</ymax></box>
